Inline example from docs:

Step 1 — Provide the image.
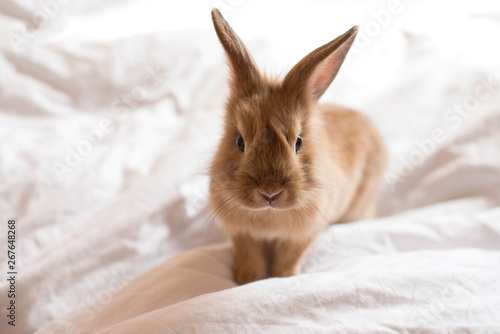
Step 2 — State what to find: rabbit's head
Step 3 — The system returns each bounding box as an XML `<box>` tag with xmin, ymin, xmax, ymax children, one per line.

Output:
<box><xmin>209</xmin><ymin>9</ymin><xmax>357</xmax><ymax>217</ymax></box>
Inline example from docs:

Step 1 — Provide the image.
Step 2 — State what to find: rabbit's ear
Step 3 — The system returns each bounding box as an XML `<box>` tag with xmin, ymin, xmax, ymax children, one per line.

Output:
<box><xmin>211</xmin><ymin>9</ymin><xmax>261</xmax><ymax>95</ymax></box>
<box><xmin>282</xmin><ymin>26</ymin><xmax>358</xmax><ymax>103</ymax></box>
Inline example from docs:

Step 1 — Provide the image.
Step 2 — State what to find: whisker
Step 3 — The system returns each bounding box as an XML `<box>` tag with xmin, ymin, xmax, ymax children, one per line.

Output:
<box><xmin>203</xmin><ymin>196</ymin><xmax>246</xmax><ymax>245</ymax></box>
<box><xmin>216</xmin><ymin>196</ymin><xmax>244</xmax><ymax>222</ymax></box>
<box><xmin>310</xmin><ymin>177</ymin><xmax>348</xmax><ymax>199</ymax></box>
<box><xmin>201</xmin><ymin>194</ymin><xmax>238</xmax><ymax>243</ymax></box>
<box><xmin>208</xmin><ymin>187</ymin><xmax>242</xmax><ymax>195</ymax></box>
<box><xmin>305</xmin><ymin>199</ymin><xmax>329</xmax><ymax>224</ymax></box>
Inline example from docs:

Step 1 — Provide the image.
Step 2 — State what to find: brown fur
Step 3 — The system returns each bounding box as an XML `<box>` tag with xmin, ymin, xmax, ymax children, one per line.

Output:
<box><xmin>209</xmin><ymin>9</ymin><xmax>387</xmax><ymax>284</ymax></box>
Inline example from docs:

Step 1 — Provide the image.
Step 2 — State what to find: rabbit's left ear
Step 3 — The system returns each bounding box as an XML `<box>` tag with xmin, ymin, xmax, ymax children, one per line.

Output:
<box><xmin>211</xmin><ymin>9</ymin><xmax>261</xmax><ymax>96</ymax></box>
<box><xmin>282</xmin><ymin>26</ymin><xmax>358</xmax><ymax>103</ymax></box>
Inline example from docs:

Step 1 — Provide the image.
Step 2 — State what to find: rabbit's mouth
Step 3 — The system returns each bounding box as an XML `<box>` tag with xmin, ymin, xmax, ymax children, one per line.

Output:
<box><xmin>247</xmin><ymin>202</ymin><xmax>290</xmax><ymax>212</ymax></box>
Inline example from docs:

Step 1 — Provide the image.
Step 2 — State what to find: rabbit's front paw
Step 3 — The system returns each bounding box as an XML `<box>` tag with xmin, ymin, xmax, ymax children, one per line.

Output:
<box><xmin>269</xmin><ymin>264</ymin><xmax>300</xmax><ymax>278</ymax></box>
<box><xmin>234</xmin><ymin>263</ymin><xmax>263</xmax><ymax>285</ymax></box>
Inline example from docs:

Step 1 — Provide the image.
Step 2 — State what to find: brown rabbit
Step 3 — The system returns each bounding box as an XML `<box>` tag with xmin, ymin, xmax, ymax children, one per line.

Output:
<box><xmin>209</xmin><ymin>9</ymin><xmax>387</xmax><ymax>285</ymax></box>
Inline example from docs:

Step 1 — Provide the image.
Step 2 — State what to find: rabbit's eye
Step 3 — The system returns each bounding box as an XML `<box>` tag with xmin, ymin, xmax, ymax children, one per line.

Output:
<box><xmin>236</xmin><ymin>135</ymin><xmax>245</xmax><ymax>153</ymax></box>
<box><xmin>295</xmin><ymin>136</ymin><xmax>302</xmax><ymax>153</ymax></box>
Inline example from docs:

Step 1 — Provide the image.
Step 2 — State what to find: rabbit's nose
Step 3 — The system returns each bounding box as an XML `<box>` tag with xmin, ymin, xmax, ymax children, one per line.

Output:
<box><xmin>259</xmin><ymin>190</ymin><xmax>283</xmax><ymax>203</ymax></box>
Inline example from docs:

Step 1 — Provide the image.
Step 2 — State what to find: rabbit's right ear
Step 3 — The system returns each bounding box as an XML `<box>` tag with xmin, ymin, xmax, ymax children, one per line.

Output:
<box><xmin>211</xmin><ymin>9</ymin><xmax>261</xmax><ymax>96</ymax></box>
<box><xmin>282</xmin><ymin>26</ymin><xmax>358</xmax><ymax>104</ymax></box>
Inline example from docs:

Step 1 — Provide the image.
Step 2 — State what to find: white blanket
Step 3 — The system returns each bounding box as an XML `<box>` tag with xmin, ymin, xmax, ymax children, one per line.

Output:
<box><xmin>1</xmin><ymin>0</ymin><xmax>500</xmax><ymax>333</ymax></box>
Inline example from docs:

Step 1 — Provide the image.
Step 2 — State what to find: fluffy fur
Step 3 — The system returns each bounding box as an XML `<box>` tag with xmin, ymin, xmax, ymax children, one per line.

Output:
<box><xmin>209</xmin><ymin>9</ymin><xmax>387</xmax><ymax>285</ymax></box>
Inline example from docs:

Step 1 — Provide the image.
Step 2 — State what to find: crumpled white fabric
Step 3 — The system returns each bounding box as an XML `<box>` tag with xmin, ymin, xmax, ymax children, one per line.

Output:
<box><xmin>1</xmin><ymin>0</ymin><xmax>500</xmax><ymax>333</ymax></box>
<box><xmin>37</xmin><ymin>113</ymin><xmax>500</xmax><ymax>333</ymax></box>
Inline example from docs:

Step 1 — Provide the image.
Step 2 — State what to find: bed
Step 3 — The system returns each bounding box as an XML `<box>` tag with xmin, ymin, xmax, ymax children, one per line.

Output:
<box><xmin>1</xmin><ymin>0</ymin><xmax>499</xmax><ymax>333</ymax></box>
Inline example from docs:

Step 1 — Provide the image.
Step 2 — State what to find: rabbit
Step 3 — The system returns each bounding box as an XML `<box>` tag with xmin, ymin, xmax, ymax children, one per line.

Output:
<box><xmin>209</xmin><ymin>9</ymin><xmax>387</xmax><ymax>285</ymax></box>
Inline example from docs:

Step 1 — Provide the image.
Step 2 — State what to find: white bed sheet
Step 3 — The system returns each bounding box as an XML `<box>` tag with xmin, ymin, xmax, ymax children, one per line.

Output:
<box><xmin>0</xmin><ymin>0</ymin><xmax>499</xmax><ymax>333</ymax></box>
